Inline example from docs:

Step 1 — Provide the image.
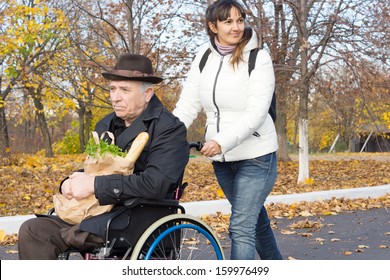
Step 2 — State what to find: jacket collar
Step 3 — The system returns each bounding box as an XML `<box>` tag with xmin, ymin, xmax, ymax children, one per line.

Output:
<box><xmin>115</xmin><ymin>95</ymin><xmax>163</xmax><ymax>149</ymax></box>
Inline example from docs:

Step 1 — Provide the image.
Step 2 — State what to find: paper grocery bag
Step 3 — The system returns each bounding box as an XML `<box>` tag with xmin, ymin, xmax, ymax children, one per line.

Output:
<box><xmin>53</xmin><ymin>131</ymin><xmax>149</xmax><ymax>225</ymax></box>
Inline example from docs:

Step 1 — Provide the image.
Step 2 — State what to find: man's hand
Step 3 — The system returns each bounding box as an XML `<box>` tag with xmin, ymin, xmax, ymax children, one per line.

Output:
<box><xmin>63</xmin><ymin>172</ymin><xmax>95</xmax><ymax>200</ymax></box>
<box><xmin>61</xmin><ymin>179</ymin><xmax>73</xmax><ymax>200</ymax></box>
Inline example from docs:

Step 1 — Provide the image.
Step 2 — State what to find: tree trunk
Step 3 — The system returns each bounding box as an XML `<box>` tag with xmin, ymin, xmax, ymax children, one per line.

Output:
<box><xmin>30</xmin><ymin>89</ymin><xmax>53</xmax><ymax>157</ymax></box>
<box><xmin>0</xmin><ymin>106</ymin><xmax>10</xmax><ymax>156</ymax></box>
<box><xmin>296</xmin><ymin>0</ymin><xmax>310</xmax><ymax>183</ymax></box>
<box><xmin>85</xmin><ymin>108</ymin><xmax>93</xmax><ymax>148</ymax></box>
<box><xmin>297</xmin><ymin>76</ymin><xmax>310</xmax><ymax>183</ymax></box>
<box><xmin>78</xmin><ymin>104</ymin><xmax>86</xmax><ymax>153</ymax></box>
<box><xmin>298</xmin><ymin>118</ymin><xmax>309</xmax><ymax>182</ymax></box>
<box><xmin>275</xmin><ymin>85</ymin><xmax>291</xmax><ymax>161</ymax></box>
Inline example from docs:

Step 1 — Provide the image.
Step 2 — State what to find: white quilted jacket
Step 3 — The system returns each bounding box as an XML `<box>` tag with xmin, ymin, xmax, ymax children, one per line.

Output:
<box><xmin>173</xmin><ymin>31</ymin><xmax>278</xmax><ymax>162</ymax></box>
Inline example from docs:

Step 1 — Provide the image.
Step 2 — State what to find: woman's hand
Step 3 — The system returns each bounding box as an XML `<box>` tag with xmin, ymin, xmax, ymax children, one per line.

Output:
<box><xmin>201</xmin><ymin>140</ymin><xmax>222</xmax><ymax>157</ymax></box>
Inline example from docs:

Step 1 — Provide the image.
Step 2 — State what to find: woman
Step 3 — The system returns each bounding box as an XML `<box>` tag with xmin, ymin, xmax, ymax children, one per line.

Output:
<box><xmin>173</xmin><ymin>0</ymin><xmax>282</xmax><ymax>260</ymax></box>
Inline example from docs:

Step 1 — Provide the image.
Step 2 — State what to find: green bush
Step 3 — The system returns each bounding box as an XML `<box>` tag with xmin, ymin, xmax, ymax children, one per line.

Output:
<box><xmin>53</xmin><ymin>129</ymin><xmax>80</xmax><ymax>154</ymax></box>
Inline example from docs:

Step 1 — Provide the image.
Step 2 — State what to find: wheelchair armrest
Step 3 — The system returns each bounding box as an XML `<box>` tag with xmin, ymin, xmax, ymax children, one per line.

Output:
<box><xmin>123</xmin><ymin>198</ymin><xmax>185</xmax><ymax>213</ymax></box>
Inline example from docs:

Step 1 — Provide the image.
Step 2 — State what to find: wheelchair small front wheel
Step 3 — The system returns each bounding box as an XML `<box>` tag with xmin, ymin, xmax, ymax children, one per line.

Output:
<box><xmin>130</xmin><ymin>214</ymin><xmax>225</xmax><ymax>260</ymax></box>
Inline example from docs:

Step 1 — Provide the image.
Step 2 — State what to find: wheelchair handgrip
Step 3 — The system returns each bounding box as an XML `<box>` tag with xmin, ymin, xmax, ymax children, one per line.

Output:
<box><xmin>188</xmin><ymin>141</ymin><xmax>203</xmax><ymax>151</ymax></box>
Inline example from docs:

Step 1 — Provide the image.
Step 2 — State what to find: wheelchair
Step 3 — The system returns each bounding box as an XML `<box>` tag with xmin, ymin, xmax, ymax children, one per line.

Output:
<box><xmin>55</xmin><ymin>142</ymin><xmax>225</xmax><ymax>260</ymax></box>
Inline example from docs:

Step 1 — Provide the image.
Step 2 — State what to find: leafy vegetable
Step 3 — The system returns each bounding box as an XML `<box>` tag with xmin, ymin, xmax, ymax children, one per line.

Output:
<box><xmin>84</xmin><ymin>137</ymin><xmax>126</xmax><ymax>158</ymax></box>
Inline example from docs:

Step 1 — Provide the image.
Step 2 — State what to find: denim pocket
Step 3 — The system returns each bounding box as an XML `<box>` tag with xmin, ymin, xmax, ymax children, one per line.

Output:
<box><xmin>250</xmin><ymin>152</ymin><xmax>274</xmax><ymax>169</ymax></box>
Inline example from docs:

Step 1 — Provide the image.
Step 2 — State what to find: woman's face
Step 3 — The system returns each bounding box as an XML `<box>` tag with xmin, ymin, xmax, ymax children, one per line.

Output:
<box><xmin>208</xmin><ymin>6</ymin><xmax>245</xmax><ymax>46</ymax></box>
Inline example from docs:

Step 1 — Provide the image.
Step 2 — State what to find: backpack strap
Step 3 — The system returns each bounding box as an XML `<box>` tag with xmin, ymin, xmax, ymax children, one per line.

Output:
<box><xmin>199</xmin><ymin>48</ymin><xmax>211</xmax><ymax>73</ymax></box>
<box><xmin>249</xmin><ymin>47</ymin><xmax>277</xmax><ymax>122</ymax></box>
<box><xmin>248</xmin><ymin>48</ymin><xmax>260</xmax><ymax>75</ymax></box>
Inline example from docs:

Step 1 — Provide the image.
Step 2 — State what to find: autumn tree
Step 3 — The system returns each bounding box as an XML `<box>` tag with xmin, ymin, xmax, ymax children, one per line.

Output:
<box><xmin>0</xmin><ymin>0</ymin><xmax>70</xmax><ymax>156</ymax></box>
<box><xmin>61</xmin><ymin>0</ymin><xmax>207</xmax><ymax>141</ymax></box>
<box><xmin>241</xmin><ymin>0</ymin><xmax>389</xmax><ymax>182</ymax></box>
<box><xmin>312</xmin><ymin>60</ymin><xmax>390</xmax><ymax>152</ymax></box>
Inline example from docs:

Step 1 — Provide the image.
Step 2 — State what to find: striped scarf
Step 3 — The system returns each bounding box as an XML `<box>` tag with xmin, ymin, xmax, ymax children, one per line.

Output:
<box><xmin>214</xmin><ymin>37</ymin><xmax>236</xmax><ymax>55</ymax></box>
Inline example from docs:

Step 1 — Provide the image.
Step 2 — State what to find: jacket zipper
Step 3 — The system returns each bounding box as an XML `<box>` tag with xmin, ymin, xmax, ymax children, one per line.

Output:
<box><xmin>213</xmin><ymin>56</ymin><xmax>224</xmax><ymax>133</ymax></box>
<box><xmin>213</xmin><ymin>56</ymin><xmax>225</xmax><ymax>162</ymax></box>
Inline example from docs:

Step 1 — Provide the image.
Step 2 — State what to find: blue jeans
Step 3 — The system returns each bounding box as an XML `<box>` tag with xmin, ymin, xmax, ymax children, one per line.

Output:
<box><xmin>212</xmin><ymin>152</ymin><xmax>282</xmax><ymax>260</ymax></box>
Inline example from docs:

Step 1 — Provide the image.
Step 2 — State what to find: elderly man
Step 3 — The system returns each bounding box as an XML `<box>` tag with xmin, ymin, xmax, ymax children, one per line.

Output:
<box><xmin>18</xmin><ymin>54</ymin><xmax>189</xmax><ymax>259</ymax></box>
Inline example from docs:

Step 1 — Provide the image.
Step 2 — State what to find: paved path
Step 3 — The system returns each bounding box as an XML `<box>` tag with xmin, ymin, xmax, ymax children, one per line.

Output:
<box><xmin>2</xmin><ymin>207</ymin><xmax>389</xmax><ymax>260</ymax></box>
<box><xmin>272</xmin><ymin>207</ymin><xmax>390</xmax><ymax>260</ymax></box>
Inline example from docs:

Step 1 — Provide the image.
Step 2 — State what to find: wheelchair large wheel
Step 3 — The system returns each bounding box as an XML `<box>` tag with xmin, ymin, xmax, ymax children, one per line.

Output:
<box><xmin>130</xmin><ymin>214</ymin><xmax>225</xmax><ymax>260</ymax></box>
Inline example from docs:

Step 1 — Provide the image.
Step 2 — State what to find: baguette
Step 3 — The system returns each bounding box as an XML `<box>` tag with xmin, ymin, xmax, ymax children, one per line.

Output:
<box><xmin>125</xmin><ymin>132</ymin><xmax>149</xmax><ymax>163</ymax></box>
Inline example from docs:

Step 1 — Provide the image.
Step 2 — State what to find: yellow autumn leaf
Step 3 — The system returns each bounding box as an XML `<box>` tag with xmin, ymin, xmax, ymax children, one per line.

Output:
<box><xmin>0</xmin><ymin>230</ymin><xmax>5</xmax><ymax>242</ymax></box>
<box><xmin>216</xmin><ymin>188</ymin><xmax>225</xmax><ymax>198</ymax></box>
<box><xmin>304</xmin><ymin>177</ymin><xmax>315</xmax><ymax>185</ymax></box>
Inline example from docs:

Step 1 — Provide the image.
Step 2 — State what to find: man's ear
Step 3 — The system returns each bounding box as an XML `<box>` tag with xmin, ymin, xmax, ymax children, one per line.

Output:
<box><xmin>144</xmin><ymin>87</ymin><xmax>154</xmax><ymax>102</ymax></box>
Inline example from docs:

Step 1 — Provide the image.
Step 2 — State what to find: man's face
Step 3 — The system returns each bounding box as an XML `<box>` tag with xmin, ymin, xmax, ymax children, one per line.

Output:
<box><xmin>109</xmin><ymin>80</ymin><xmax>152</xmax><ymax>126</ymax></box>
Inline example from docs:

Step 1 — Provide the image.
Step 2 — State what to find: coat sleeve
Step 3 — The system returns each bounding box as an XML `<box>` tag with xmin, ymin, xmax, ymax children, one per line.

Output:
<box><xmin>94</xmin><ymin>116</ymin><xmax>189</xmax><ymax>205</ymax></box>
<box><xmin>212</xmin><ymin>49</ymin><xmax>275</xmax><ymax>153</ymax></box>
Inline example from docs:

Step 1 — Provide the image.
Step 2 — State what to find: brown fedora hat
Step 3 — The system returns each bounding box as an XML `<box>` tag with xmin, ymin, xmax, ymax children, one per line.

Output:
<box><xmin>102</xmin><ymin>54</ymin><xmax>163</xmax><ymax>84</ymax></box>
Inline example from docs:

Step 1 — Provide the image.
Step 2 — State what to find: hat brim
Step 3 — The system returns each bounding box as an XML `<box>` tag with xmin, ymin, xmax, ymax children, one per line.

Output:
<box><xmin>102</xmin><ymin>72</ymin><xmax>163</xmax><ymax>84</ymax></box>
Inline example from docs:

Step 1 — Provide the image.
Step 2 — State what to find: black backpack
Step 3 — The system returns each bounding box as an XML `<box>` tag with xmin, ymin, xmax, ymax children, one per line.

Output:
<box><xmin>198</xmin><ymin>48</ymin><xmax>276</xmax><ymax>122</ymax></box>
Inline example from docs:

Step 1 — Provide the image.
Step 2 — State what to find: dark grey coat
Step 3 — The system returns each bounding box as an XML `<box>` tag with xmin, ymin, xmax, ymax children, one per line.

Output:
<box><xmin>93</xmin><ymin>95</ymin><xmax>189</xmax><ymax>204</ymax></box>
<box><xmin>79</xmin><ymin>95</ymin><xmax>189</xmax><ymax>237</ymax></box>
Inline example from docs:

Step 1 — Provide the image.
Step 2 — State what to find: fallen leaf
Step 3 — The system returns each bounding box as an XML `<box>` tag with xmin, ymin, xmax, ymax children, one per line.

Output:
<box><xmin>5</xmin><ymin>250</ymin><xmax>18</xmax><ymax>254</ymax></box>
<box><xmin>344</xmin><ymin>251</ymin><xmax>353</xmax><ymax>255</ymax></box>
<box><xmin>331</xmin><ymin>238</ymin><xmax>341</xmax><ymax>242</ymax></box>
<box><xmin>281</xmin><ymin>230</ymin><xmax>297</xmax><ymax>235</ymax></box>
<box><xmin>304</xmin><ymin>177</ymin><xmax>315</xmax><ymax>185</ymax></box>
<box><xmin>299</xmin><ymin>211</ymin><xmax>314</xmax><ymax>217</ymax></box>
<box><xmin>0</xmin><ymin>230</ymin><xmax>5</xmax><ymax>242</ymax></box>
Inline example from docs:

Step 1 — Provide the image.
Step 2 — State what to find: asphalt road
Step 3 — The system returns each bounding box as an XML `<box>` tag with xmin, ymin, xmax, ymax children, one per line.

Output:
<box><xmin>271</xmin><ymin>207</ymin><xmax>390</xmax><ymax>260</ymax></box>
<box><xmin>1</xmin><ymin>207</ymin><xmax>389</xmax><ymax>260</ymax></box>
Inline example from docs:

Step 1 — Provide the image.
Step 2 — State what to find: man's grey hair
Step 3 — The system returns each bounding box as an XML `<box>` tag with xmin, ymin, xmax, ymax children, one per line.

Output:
<box><xmin>140</xmin><ymin>82</ymin><xmax>153</xmax><ymax>94</ymax></box>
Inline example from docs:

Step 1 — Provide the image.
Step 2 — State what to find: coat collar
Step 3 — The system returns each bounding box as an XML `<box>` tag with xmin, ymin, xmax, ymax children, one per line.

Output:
<box><xmin>115</xmin><ymin>95</ymin><xmax>163</xmax><ymax>150</ymax></box>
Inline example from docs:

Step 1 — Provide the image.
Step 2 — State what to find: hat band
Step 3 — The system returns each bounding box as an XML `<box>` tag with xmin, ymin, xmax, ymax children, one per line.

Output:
<box><xmin>112</xmin><ymin>69</ymin><xmax>152</xmax><ymax>77</ymax></box>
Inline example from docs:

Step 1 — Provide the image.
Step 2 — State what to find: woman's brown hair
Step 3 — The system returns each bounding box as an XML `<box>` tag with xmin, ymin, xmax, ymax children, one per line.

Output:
<box><xmin>205</xmin><ymin>0</ymin><xmax>253</xmax><ymax>68</ymax></box>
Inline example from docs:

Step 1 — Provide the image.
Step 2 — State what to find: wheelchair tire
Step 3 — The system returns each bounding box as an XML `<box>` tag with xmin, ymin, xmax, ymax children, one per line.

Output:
<box><xmin>130</xmin><ymin>214</ymin><xmax>225</xmax><ymax>260</ymax></box>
